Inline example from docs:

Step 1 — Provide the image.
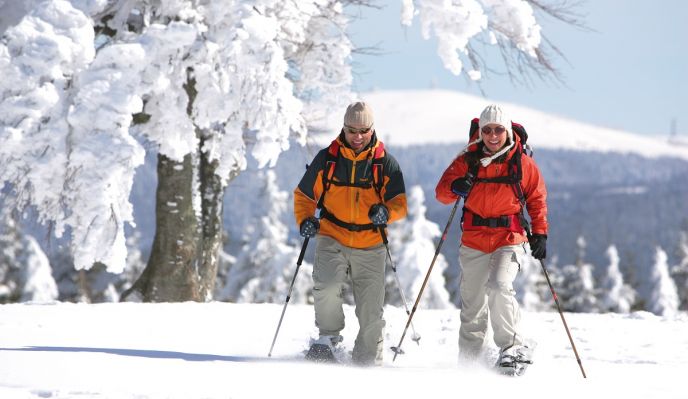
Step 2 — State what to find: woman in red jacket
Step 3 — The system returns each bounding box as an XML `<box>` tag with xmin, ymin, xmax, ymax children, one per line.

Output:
<box><xmin>435</xmin><ymin>104</ymin><xmax>548</xmax><ymax>370</ymax></box>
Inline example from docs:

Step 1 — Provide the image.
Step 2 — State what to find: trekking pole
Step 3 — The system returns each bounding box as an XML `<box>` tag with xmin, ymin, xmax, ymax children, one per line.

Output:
<box><xmin>392</xmin><ymin>196</ymin><xmax>462</xmax><ymax>361</ymax></box>
<box><xmin>379</xmin><ymin>229</ymin><xmax>421</xmax><ymax>347</ymax></box>
<box><xmin>537</xmin><ymin>257</ymin><xmax>587</xmax><ymax>378</ymax></box>
<box><xmin>268</xmin><ymin>236</ymin><xmax>310</xmax><ymax>357</ymax></box>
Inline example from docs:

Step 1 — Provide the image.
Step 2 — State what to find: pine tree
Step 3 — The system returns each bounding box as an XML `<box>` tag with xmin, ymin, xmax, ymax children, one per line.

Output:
<box><xmin>639</xmin><ymin>247</ymin><xmax>679</xmax><ymax>316</ymax></box>
<box><xmin>557</xmin><ymin>236</ymin><xmax>599</xmax><ymax>312</ymax></box>
<box><xmin>442</xmin><ymin>261</ymin><xmax>461</xmax><ymax>307</ymax></box>
<box><xmin>0</xmin><ymin>209</ymin><xmax>57</xmax><ymax>303</ymax></box>
<box><xmin>670</xmin><ymin>231</ymin><xmax>688</xmax><ymax>310</ymax></box>
<box><xmin>387</xmin><ymin>186</ymin><xmax>452</xmax><ymax>309</ymax></box>
<box><xmin>597</xmin><ymin>245</ymin><xmax>635</xmax><ymax>313</ymax></box>
<box><xmin>514</xmin><ymin>253</ymin><xmax>548</xmax><ymax>311</ymax></box>
<box><xmin>219</xmin><ymin>169</ymin><xmax>312</xmax><ymax>304</ymax></box>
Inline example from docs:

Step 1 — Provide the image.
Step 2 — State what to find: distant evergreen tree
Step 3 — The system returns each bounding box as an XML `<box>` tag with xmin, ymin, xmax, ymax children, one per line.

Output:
<box><xmin>638</xmin><ymin>247</ymin><xmax>679</xmax><ymax>316</ymax></box>
<box><xmin>597</xmin><ymin>245</ymin><xmax>635</xmax><ymax>313</ymax></box>
<box><xmin>0</xmin><ymin>209</ymin><xmax>57</xmax><ymax>303</ymax></box>
<box><xmin>514</xmin><ymin>253</ymin><xmax>549</xmax><ymax>311</ymax></box>
<box><xmin>387</xmin><ymin>186</ymin><xmax>452</xmax><ymax>309</ymax></box>
<box><xmin>670</xmin><ymin>231</ymin><xmax>688</xmax><ymax>310</ymax></box>
<box><xmin>557</xmin><ymin>236</ymin><xmax>599</xmax><ymax>312</ymax></box>
<box><xmin>219</xmin><ymin>170</ymin><xmax>312</xmax><ymax>304</ymax></box>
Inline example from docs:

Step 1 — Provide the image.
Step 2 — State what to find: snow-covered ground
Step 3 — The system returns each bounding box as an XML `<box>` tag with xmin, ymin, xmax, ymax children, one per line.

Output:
<box><xmin>1</xmin><ymin>302</ymin><xmax>686</xmax><ymax>398</ymax></box>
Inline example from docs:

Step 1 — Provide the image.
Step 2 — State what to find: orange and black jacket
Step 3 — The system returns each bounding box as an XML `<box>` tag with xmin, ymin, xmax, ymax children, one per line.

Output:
<box><xmin>294</xmin><ymin>132</ymin><xmax>407</xmax><ymax>248</ymax></box>
<box><xmin>436</xmin><ymin>133</ymin><xmax>548</xmax><ymax>253</ymax></box>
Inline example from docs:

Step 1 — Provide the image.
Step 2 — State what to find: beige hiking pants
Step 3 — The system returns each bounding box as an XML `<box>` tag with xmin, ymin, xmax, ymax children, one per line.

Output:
<box><xmin>458</xmin><ymin>244</ymin><xmax>525</xmax><ymax>359</ymax></box>
<box><xmin>313</xmin><ymin>235</ymin><xmax>387</xmax><ymax>365</ymax></box>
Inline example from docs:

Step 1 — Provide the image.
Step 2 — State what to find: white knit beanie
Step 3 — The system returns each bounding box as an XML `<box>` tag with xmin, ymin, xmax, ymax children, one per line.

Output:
<box><xmin>477</xmin><ymin>104</ymin><xmax>514</xmax><ymax>166</ymax></box>
<box><xmin>479</xmin><ymin>104</ymin><xmax>513</xmax><ymax>142</ymax></box>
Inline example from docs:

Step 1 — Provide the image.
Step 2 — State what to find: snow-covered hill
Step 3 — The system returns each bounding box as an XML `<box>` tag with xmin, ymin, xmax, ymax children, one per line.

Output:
<box><xmin>0</xmin><ymin>302</ymin><xmax>686</xmax><ymax>398</ymax></box>
<box><xmin>315</xmin><ymin>89</ymin><xmax>688</xmax><ymax>161</ymax></box>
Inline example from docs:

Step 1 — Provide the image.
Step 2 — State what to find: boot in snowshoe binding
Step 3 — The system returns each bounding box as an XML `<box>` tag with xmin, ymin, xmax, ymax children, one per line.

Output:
<box><xmin>495</xmin><ymin>344</ymin><xmax>534</xmax><ymax>377</ymax></box>
<box><xmin>305</xmin><ymin>335</ymin><xmax>342</xmax><ymax>363</ymax></box>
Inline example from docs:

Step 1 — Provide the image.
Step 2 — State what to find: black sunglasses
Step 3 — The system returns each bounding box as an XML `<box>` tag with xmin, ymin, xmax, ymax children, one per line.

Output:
<box><xmin>481</xmin><ymin>125</ymin><xmax>507</xmax><ymax>135</ymax></box>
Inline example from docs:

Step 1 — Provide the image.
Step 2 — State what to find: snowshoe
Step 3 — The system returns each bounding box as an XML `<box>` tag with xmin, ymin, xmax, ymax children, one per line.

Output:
<box><xmin>305</xmin><ymin>335</ymin><xmax>342</xmax><ymax>363</ymax></box>
<box><xmin>495</xmin><ymin>343</ymin><xmax>535</xmax><ymax>377</ymax></box>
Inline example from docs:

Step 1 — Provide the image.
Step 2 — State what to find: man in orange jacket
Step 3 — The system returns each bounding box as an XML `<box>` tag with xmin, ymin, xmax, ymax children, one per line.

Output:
<box><xmin>294</xmin><ymin>102</ymin><xmax>407</xmax><ymax>365</ymax></box>
<box><xmin>435</xmin><ymin>104</ymin><xmax>548</xmax><ymax>370</ymax></box>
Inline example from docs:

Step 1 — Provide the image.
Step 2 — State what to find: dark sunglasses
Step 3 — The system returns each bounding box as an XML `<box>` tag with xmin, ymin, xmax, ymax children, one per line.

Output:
<box><xmin>481</xmin><ymin>125</ymin><xmax>507</xmax><ymax>135</ymax></box>
<box><xmin>344</xmin><ymin>125</ymin><xmax>372</xmax><ymax>135</ymax></box>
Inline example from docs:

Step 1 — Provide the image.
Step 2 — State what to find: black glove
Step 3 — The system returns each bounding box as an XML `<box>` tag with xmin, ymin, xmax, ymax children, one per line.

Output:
<box><xmin>368</xmin><ymin>204</ymin><xmax>389</xmax><ymax>226</ymax></box>
<box><xmin>299</xmin><ymin>216</ymin><xmax>320</xmax><ymax>238</ymax></box>
<box><xmin>451</xmin><ymin>173</ymin><xmax>475</xmax><ymax>198</ymax></box>
<box><xmin>529</xmin><ymin>234</ymin><xmax>547</xmax><ymax>260</ymax></box>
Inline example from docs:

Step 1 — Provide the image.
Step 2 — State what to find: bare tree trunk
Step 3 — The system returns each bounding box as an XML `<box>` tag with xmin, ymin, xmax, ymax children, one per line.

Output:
<box><xmin>197</xmin><ymin>136</ymin><xmax>223</xmax><ymax>300</ymax></box>
<box><xmin>121</xmin><ymin>70</ymin><xmax>229</xmax><ymax>302</ymax></box>
<box><xmin>123</xmin><ymin>153</ymin><xmax>201</xmax><ymax>302</ymax></box>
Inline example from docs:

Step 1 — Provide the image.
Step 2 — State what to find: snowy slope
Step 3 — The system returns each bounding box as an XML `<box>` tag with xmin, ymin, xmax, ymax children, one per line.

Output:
<box><xmin>0</xmin><ymin>302</ymin><xmax>686</xmax><ymax>399</ymax></box>
<box><xmin>316</xmin><ymin>89</ymin><xmax>688</xmax><ymax>161</ymax></box>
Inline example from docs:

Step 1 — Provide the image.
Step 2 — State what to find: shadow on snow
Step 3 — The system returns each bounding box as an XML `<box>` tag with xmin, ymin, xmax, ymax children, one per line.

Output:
<box><xmin>0</xmin><ymin>346</ymin><xmax>298</xmax><ymax>363</ymax></box>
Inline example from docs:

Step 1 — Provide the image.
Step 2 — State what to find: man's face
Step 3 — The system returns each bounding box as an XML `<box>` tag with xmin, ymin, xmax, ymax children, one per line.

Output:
<box><xmin>343</xmin><ymin>124</ymin><xmax>373</xmax><ymax>153</ymax></box>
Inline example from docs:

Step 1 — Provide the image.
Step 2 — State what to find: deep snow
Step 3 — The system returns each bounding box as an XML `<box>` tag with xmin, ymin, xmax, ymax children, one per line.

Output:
<box><xmin>0</xmin><ymin>302</ymin><xmax>686</xmax><ymax>398</ymax></box>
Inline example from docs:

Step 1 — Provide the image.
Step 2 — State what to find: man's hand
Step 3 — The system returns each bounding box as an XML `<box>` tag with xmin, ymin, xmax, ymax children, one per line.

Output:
<box><xmin>368</xmin><ymin>204</ymin><xmax>389</xmax><ymax>226</ymax></box>
<box><xmin>299</xmin><ymin>217</ymin><xmax>320</xmax><ymax>238</ymax></box>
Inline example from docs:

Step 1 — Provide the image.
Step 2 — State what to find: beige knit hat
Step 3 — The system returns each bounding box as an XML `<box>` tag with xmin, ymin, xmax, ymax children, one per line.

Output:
<box><xmin>344</xmin><ymin>101</ymin><xmax>374</xmax><ymax>128</ymax></box>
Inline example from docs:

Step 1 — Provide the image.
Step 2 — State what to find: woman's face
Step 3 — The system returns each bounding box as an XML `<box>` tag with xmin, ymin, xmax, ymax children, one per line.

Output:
<box><xmin>481</xmin><ymin>124</ymin><xmax>508</xmax><ymax>154</ymax></box>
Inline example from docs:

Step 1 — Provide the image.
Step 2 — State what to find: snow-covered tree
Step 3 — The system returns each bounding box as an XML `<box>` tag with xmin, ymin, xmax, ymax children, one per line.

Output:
<box><xmin>1</xmin><ymin>0</ymin><xmax>351</xmax><ymax>301</ymax></box>
<box><xmin>387</xmin><ymin>185</ymin><xmax>451</xmax><ymax>309</ymax></box>
<box><xmin>401</xmin><ymin>0</ymin><xmax>582</xmax><ymax>84</ymax></box>
<box><xmin>557</xmin><ymin>261</ymin><xmax>598</xmax><ymax>313</ymax></box>
<box><xmin>638</xmin><ymin>247</ymin><xmax>679</xmax><ymax>316</ymax></box>
<box><xmin>597</xmin><ymin>245</ymin><xmax>635</xmax><ymax>313</ymax></box>
<box><xmin>514</xmin><ymin>253</ymin><xmax>548</xmax><ymax>311</ymax></box>
<box><xmin>1</xmin><ymin>0</ymin><xmax>581</xmax><ymax>302</ymax></box>
<box><xmin>218</xmin><ymin>169</ymin><xmax>312</xmax><ymax>304</ymax></box>
<box><xmin>671</xmin><ymin>231</ymin><xmax>688</xmax><ymax>310</ymax></box>
<box><xmin>45</xmin><ymin>230</ymin><xmax>145</xmax><ymax>303</ymax></box>
<box><xmin>0</xmin><ymin>209</ymin><xmax>57</xmax><ymax>303</ymax></box>
<box><xmin>554</xmin><ymin>236</ymin><xmax>598</xmax><ymax>313</ymax></box>
<box><xmin>443</xmin><ymin>258</ymin><xmax>461</xmax><ymax>307</ymax></box>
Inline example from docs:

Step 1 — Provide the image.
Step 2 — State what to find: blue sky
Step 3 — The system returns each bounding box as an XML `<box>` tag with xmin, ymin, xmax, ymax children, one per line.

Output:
<box><xmin>347</xmin><ymin>1</ymin><xmax>687</xmax><ymax>137</ymax></box>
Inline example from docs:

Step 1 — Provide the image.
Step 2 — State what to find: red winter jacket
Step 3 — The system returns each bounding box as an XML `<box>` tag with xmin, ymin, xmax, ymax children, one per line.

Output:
<box><xmin>435</xmin><ymin>134</ymin><xmax>548</xmax><ymax>253</ymax></box>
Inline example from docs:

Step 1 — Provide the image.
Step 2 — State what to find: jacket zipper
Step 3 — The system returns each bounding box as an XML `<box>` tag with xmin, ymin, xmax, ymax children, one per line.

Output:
<box><xmin>350</xmin><ymin>161</ymin><xmax>357</xmax><ymax>246</ymax></box>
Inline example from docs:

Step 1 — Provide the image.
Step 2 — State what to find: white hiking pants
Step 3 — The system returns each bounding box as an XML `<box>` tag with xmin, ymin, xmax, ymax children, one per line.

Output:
<box><xmin>458</xmin><ymin>244</ymin><xmax>525</xmax><ymax>359</ymax></box>
<box><xmin>313</xmin><ymin>235</ymin><xmax>387</xmax><ymax>366</ymax></box>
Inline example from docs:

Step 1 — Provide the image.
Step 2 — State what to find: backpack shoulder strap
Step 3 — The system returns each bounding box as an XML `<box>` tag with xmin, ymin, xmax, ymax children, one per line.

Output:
<box><xmin>316</xmin><ymin>140</ymin><xmax>340</xmax><ymax>210</ymax></box>
<box><xmin>469</xmin><ymin>118</ymin><xmax>480</xmax><ymax>141</ymax></box>
<box><xmin>371</xmin><ymin>141</ymin><xmax>386</xmax><ymax>195</ymax></box>
<box><xmin>324</xmin><ymin>140</ymin><xmax>339</xmax><ymax>184</ymax></box>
